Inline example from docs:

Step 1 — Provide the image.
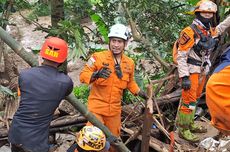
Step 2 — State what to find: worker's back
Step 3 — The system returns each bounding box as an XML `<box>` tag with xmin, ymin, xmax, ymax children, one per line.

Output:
<box><xmin>8</xmin><ymin>65</ymin><xmax>73</xmax><ymax>152</ymax></box>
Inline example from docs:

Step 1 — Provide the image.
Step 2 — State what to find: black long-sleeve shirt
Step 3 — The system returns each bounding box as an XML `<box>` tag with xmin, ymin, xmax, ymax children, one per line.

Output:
<box><xmin>8</xmin><ymin>65</ymin><xmax>73</xmax><ymax>152</ymax></box>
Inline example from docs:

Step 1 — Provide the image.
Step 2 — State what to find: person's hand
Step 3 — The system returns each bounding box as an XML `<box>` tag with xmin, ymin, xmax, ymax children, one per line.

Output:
<box><xmin>93</xmin><ymin>67</ymin><xmax>112</xmax><ymax>79</ymax></box>
<box><xmin>181</xmin><ymin>76</ymin><xmax>191</xmax><ymax>90</ymax></box>
<box><xmin>138</xmin><ymin>90</ymin><xmax>149</xmax><ymax>100</ymax></box>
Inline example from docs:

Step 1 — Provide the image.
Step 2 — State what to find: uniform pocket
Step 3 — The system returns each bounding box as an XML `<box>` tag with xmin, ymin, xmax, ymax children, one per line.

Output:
<box><xmin>95</xmin><ymin>78</ymin><xmax>109</xmax><ymax>86</ymax></box>
<box><xmin>118</xmin><ymin>73</ymin><xmax>129</xmax><ymax>89</ymax></box>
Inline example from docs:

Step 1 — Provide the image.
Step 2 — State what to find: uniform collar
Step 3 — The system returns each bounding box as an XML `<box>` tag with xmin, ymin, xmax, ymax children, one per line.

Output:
<box><xmin>193</xmin><ymin>19</ymin><xmax>208</xmax><ymax>30</ymax></box>
<box><xmin>107</xmin><ymin>50</ymin><xmax>127</xmax><ymax>64</ymax></box>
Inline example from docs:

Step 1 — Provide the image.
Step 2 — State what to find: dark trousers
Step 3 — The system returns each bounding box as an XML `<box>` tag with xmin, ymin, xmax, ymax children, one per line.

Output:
<box><xmin>11</xmin><ymin>144</ymin><xmax>32</xmax><ymax>152</ymax></box>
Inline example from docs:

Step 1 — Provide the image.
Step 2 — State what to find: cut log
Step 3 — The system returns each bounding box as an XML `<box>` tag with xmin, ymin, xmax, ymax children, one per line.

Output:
<box><xmin>122</xmin><ymin>127</ymin><xmax>169</xmax><ymax>152</ymax></box>
<box><xmin>141</xmin><ymin>84</ymin><xmax>153</xmax><ymax>152</ymax></box>
<box><xmin>49</xmin><ymin>123</ymin><xmax>85</xmax><ymax>133</ymax></box>
<box><xmin>50</xmin><ymin>115</ymin><xmax>86</xmax><ymax>128</ymax></box>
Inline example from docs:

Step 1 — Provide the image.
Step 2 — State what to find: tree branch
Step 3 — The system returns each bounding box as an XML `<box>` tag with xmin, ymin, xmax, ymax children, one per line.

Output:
<box><xmin>121</xmin><ymin>2</ymin><xmax>170</xmax><ymax>70</ymax></box>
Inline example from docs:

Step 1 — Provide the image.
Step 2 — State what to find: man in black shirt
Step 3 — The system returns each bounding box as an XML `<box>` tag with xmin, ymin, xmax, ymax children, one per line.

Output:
<box><xmin>8</xmin><ymin>37</ymin><xmax>73</xmax><ymax>152</ymax></box>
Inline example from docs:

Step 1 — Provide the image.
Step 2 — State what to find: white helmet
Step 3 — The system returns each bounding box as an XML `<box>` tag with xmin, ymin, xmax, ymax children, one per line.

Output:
<box><xmin>108</xmin><ymin>24</ymin><xmax>129</xmax><ymax>41</ymax></box>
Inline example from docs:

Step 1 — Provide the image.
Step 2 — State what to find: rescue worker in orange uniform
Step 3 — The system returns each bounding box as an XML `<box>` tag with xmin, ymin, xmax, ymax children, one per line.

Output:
<box><xmin>67</xmin><ymin>126</ymin><xmax>110</xmax><ymax>152</ymax></box>
<box><xmin>8</xmin><ymin>37</ymin><xmax>73</xmax><ymax>152</ymax></box>
<box><xmin>206</xmin><ymin>46</ymin><xmax>230</xmax><ymax>136</ymax></box>
<box><xmin>80</xmin><ymin>23</ymin><xmax>148</xmax><ymax>151</ymax></box>
<box><xmin>176</xmin><ymin>0</ymin><xmax>230</xmax><ymax>142</ymax></box>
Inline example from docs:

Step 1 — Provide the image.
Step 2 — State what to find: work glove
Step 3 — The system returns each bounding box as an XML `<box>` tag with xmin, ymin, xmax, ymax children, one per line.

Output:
<box><xmin>92</xmin><ymin>67</ymin><xmax>112</xmax><ymax>79</ymax></box>
<box><xmin>115</xmin><ymin>64</ymin><xmax>123</xmax><ymax>79</ymax></box>
<box><xmin>138</xmin><ymin>90</ymin><xmax>149</xmax><ymax>100</ymax></box>
<box><xmin>181</xmin><ymin>76</ymin><xmax>191</xmax><ymax>90</ymax></box>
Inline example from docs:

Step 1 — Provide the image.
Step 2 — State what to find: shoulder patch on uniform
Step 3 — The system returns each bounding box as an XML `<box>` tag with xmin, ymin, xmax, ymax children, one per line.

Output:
<box><xmin>178</xmin><ymin>32</ymin><xmax>191</xmax><ymax>45</ymax></box>
<box><xmin>86</xmin><ymin>56</ymin><xmax>96</xmax><ymax>67</ymax></box>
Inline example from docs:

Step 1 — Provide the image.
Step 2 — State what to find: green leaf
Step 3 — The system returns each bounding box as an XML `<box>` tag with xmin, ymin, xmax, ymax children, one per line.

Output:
<box><xmin>73</xmin><ymin>85</ymin><xmax>90</xmax><ymax>104</ymax></box>
<box><xmin>186</xmin><ymin>0</ymin><xmax>199</xmax><ymax>5</ymax></box>
<box><xmin>0</xmin><ymin>85</ymin><xmax>14</xmax><ymax>96</ymax></box>
<box><xmin>90</xmin><ymin>13</ymin><xmax>109</xmax><ymax>43</ymax></box>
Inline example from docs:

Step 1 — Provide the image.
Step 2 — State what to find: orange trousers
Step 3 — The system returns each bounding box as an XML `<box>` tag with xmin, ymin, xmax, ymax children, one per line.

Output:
<box><xmin>87</xmin><ymin>112</ymin><xmax>121</xmax><ymax>152</ymax></box>
<box><xmin>206</xmin><ymin>66</ymin><xmax>230</xmax><ymax>135</ymax></box>
<box><xmin>180</xmin><ymin>73</ymin><xmax>206</xmax><ymax>114</ymax></box>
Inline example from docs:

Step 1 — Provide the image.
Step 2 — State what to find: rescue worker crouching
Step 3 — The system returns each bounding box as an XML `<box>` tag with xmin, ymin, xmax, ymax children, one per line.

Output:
<box><xmin>175</xmin><ymin>0</ymin><xmax>230</xmax><ymax>142</ymax></box>
<box><xmin>67</xmin><ymin>126</ymin><xmax>110</xmax><ymax>152</ymax></box>
<box><xmin>79</xmin><ymin>23</ymin><xmax>148</xmax><ymax>152</ymax></box>
<box><xmin>8</xmin><ymin>37</ymin><xmax>73</xmax><ymax>152</ymax></box>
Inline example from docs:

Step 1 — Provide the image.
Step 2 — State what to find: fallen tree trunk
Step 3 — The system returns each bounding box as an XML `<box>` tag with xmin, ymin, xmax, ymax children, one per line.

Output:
<box><xmin>50</xmin><ymin>115</ymin><xmax>86</xmax><ymax>128</ymax></box>
<box><xmin>49</xmin><ymin>123</ymin><xmax>86</xmax><ymax>133</ymax></box>
<box><xmin>0</xmin><ymin>26</ymin><xmax>38</xmax><ymax>67</ymax></box>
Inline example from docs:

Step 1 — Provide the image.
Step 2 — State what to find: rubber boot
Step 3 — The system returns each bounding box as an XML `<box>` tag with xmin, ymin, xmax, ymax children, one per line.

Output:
<box><xmin>177</xmin><ymin>111</ymin><xmax>199</xmax><ymax>142</ymax></box>
<box><xmin>190</xmin><ymin>110</ymin><xmax>207</xmax><ymax>133</ymax></box>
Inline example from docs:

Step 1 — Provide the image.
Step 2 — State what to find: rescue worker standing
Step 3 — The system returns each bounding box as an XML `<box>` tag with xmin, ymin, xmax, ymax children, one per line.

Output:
<box><xmin>8</xmin><ymin>37</ymin><xmax>73</xmax><ymax>152</ymax></box>
<box><xmin>67</xmin><ymin>126</ymin><xmax>110</xmax><ymax>152</ymax></box>
<box><xmin>206</xmin><ymin>46</ymin><xmax>230</xmax><ymax>136</ymax></box>
<box><xmin>176</xmin><ymin>0</ymin><xmax>230</xmax><ymax>142</ymax></box>
<box><xmin>80</xmin><ymin>23</ymin><xmax>148</xmax><ymax>151</ymax></box>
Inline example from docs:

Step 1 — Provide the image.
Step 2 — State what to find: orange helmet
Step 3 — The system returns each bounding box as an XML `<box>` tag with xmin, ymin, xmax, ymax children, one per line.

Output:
<box><xmin>194</xmin><ymin>0</ymin><xmax>217</xmax><ymax>13</ymax></box>
<box><xmin>40</xmin><ymin>37</ymin><xmax>68</xmax><ymax>63</ymax></box>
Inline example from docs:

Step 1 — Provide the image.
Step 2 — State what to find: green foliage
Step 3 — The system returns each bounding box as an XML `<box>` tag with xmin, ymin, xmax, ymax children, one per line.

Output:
<box><xmin>44</xmin><ymin>0</ymin><xmax>110</xmax><ymax>60</ymax></box>
<box><xmin>73</xmin><ymin>85</ymin><xmax>90</xmax><ymax>104</ymax></box>
<box><xmin>186</xmin><ymin>0</ymin><xmax>199</xmax><ymax>5</ymax></box>
<box><xmin>27</xmin><ymin>2</ymin><xmax>50</xmax><ymax>20</ymax></box>
<box><xmin>90</xmin><ymin>13</ymin><xmax>109</xmax><ymax>43</ymax></box>
<box><xmin>14</xmin><ymin>0</ymin><xmax>31</xmax><ymax>10</ymax></box>
<box><xmin>123</xmin><ymin>89</ymin><xmax>135</xmax><ymax>103</ymax></box>
<box><xmin>65</xmin><ymin>0</ymin><xmax>92</xmax><ymax>19</ymax></box>
<box><xmin>0</xmin><ymin>85</ymin><xmax>16</xmax><ymax>98</ymax></box>
<box><xmin>92</xmin><ymin>0</ymin><xmax>118</xmax><ymax>26</ymax></box>
<box><xmin>48</xmin><ymin>19</ymin><xmax>90</xmax><ymax>60</ymax></box>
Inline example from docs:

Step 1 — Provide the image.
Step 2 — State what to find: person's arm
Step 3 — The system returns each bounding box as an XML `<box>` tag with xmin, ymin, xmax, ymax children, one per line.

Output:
<box><xmin>177</xmin><ymin>27</ymin><xmax>195</xmax><ymax>79</ymax></box>
<box><xmin>66</xmin><ymin>78</ymin><xmax>74</xmax><ymax>96</ymax></box>
<box><xmin>80</xmin><ymin>55</ymin><xmax>111</xmax><ymax>84</ymax></box>
<box><xmin>80</xmin><ymin>55</ymin><xmax>98</xmax><ymax>84</ymax></box>
<box><xmin>126</xmin><ymin>61</ymin><xmax>148</xmax><ymax>99</ymax></box>
<box><xmin>216</xmin><ymin>15</ymin><xmax>230</xmax><ymax>36</ymax></box>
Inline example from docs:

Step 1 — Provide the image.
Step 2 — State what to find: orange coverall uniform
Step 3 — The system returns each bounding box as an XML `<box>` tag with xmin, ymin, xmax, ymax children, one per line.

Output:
<box><xmin>80</xmin><ymin>50</ymin><xmax>140</xmax><ymax>137</ymax></box>
<box><xmin>177</xmin><ymin>17</ymin><xmax>230</xmax><ymax>114</ymax></box>
<box><xmin>206</xmin><ymin>47</ymin><xmax>230</xmax><ymax>135</ymax></box>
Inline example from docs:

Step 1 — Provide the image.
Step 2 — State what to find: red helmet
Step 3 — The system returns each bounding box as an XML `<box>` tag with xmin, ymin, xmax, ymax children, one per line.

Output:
<box><xmin>40</xmin><ymin>37</ymin><xmax>68</xmax><ymax>63</ymax></box>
